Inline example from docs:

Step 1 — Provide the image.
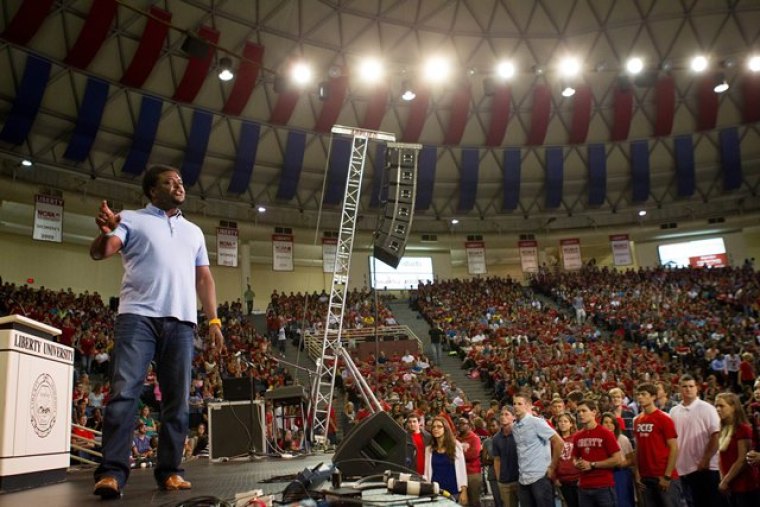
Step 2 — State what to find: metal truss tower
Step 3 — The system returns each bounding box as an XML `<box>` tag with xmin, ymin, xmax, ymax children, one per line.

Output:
<box><xmin>308</xmin><ymin>126</ymin><xmax>396</xmax><ymax>443</ymax></box>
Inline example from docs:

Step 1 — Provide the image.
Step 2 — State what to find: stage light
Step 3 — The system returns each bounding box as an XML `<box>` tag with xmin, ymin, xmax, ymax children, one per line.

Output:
<box><xmin>358</xmin><ymin>58</ymin><xmax>384</xmax><ymax>83</ymax></box>
<box><xmin>638</xmin><ymin>210</ymin><xmax>647</xmax><ymax>217</ymax></box>
<box><xmin>561</xmin><ymin>84</ymin><xmax>576</xmax><ymax>97</ymax></box>
<box><xmin>626</xmin><ymin>57</ymin><xmax>644</xmax><ymax>75</ymax></box>
<box><xmin>495</xmin><ymin>61</ymin><xmax>516</xmax><ymax>80</ymax></box>
<box><xmin>257</xmin><ymin>206</ymin><xmax>266</xmax><ymax>213</ymax></box>
<box><xmin>401</xmin><ymin>80</ymin><xmax>416</xmax><ymax>101</ymax></box>
<box><xmin>290</xmin><ymin>62</ymin><xmax>312</xmax><ymax>85</ymax></box>
<box><xmin>748</xmin><ymin>55</ymin><xmax>760</xmax><ymax>72</ymax></box>
<box><xmin>714</xmin><ymin>74</ymin><xmax>729</xmax><ymax>93</ymax></box>
<box><xmin>450</xmin><ymin>218</ymin><xmax>459</xmax><ymax>225</ymax></box>
<box><xmin>559</xmin><ymin>57</ymin><xmax>581</xmax><ymax>77</ymax></box>
<box><xmin>690</xmin><ymin>55</ymin><xmax>708</xmax><ymax>72</ymax></box>
<box><xmin>423</xmin><ymin>56</ymin><xmax>450</xmax><ymax>83</ymax></box>
<box><xmin>217</xmin><ymin>57</ymin><xmax>234</xmax><ymax>81</ymax></box>
<box><xmin>21</xmin><ymin>159</ymin><xmax>32</xmax><ymax>167</ymax></box>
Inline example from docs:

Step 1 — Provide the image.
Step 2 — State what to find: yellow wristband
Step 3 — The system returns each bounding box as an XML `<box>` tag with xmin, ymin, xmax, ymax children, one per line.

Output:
<box><xmin>208</xmin><ymin>318</ymin><xmax>222</xmax><ymax>327</ymax></box>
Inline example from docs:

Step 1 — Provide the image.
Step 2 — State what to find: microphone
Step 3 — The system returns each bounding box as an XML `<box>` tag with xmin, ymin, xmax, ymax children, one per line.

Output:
<box><xmin>386</xmin><ymin>478</ymin><xmax>440</xmax><ymax>496</ymax></box>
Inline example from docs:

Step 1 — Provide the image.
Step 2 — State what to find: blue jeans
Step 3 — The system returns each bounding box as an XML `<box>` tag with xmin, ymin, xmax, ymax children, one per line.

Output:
<box><xmin>579</xmin><ymin>487</ymin><xmax>617</xmax><ymax>507</ymax></box>
<box><xmin>430</xmin><ymin>342</ymin><xmax>442</xmax><ymax>364</ymax></box>
<box><xmin>641</xmin><ymin>477</ymin><xmax>683</xmax><ymax>507</ymax></box>
<box><xmin>517</xmin><ymin>476</ymin><xmax>555</xmax><ymax>507</ymax></box>
<box><xmin>94</xmin><ymin>314</ymin><xmax>194</xmax><ymax>488</ymax></box>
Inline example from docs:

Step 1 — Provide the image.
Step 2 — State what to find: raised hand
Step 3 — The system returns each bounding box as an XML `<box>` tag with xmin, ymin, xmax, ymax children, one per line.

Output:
<box><xmin>96</xmin><ymin>200</ymin><xmax>120</xmax><ymax>234</ymax></box>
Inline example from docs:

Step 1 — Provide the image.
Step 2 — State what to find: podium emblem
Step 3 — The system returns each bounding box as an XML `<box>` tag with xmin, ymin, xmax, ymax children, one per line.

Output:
<box><xmin>30</xmin><ymin>373</ymin><xmax>57</xmax><ymax>438</ymax></box>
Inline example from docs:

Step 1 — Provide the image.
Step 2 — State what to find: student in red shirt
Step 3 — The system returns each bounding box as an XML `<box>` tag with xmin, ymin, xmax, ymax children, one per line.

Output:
<box><xmin>714</xmin><ymin>392</ymin><xmax>759</xmax><ymax>506</ymax></box>
<box><xmin>406</xmin><ymin>414</ymin><xmax>431</xmax><ymax>476</ymax></box>
<box><xmin>633</xmin><ymin>383</ymin><xmax>681</xmax><ymax>507</ymax></box>
<box><xmin>572</xmin><ymin>399</ymin><xmax>622</xmax><ymax>507</ymax></box>
<box><xmin>457</xmin><ymin>417</ymin><xmax>483</xmax><ymax>507</ymax></box>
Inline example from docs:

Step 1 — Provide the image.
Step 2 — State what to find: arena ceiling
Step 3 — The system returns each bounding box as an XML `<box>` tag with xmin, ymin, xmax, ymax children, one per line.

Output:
<box><xmin>1</xmin><ymin>0</ymin><xmax>760</xmax><ymax>236</ymax></box>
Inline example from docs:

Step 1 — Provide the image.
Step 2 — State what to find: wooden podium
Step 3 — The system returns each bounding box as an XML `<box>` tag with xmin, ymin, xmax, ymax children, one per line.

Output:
<box><xmin>0</xmin><ymin>315</ymin><xmax>73</xmax><ymax>492</ymax></box>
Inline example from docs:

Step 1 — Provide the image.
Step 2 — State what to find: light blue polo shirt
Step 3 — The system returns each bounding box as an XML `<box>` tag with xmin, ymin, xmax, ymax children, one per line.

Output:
<box><xmin>511</xmin><ymin>413</ymin><xmax>557</xmax><ymax>485</ymax></box>
<box><xmin>112</xmin><ymin>204</ymin><xmax>209</xmax><ymax>324</ymax></box>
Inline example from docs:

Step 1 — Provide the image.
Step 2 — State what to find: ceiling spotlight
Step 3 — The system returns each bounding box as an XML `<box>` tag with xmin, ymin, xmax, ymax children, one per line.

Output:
<box><xmin>638</xmin><ymin>210</ymin><xmax>647</xmax><ymax>217</ymax></box>
<box><xmin>690</xmin><ymin>55</ymin><xmax>708</xmax><ymax>72</ymax></box>
<box><xmin>257</xmin><ymin>206</ymin><xmax>266</xmax><ymax>213</ymax></box>
<box><xmin>450</xmin><ymin>218</ymin><xmax>459</xmax><ymax>225</ymax></box>
<box><xmin>358</xmin><ymin>57</ymin><xmax>384</xmax><ymax>83</ymax></box>
<box><xmin>714</xmin><ymin>74</ymin><xmax>729</xmax><ymax>94</ymax></box>
<box><xmin>559</xmin><ymin>57</ymin><xmax>581</xmax><ymax>77</ymax></box>
<box><xmin>21</xmin><ymin>159</ymin><xmax>33</xmax><ymax>167</ymax></box>
<box><xmin>626</xmin><ymin>57</ymin><xmax>644</xmax><ymax>75</ymax></box>
<box><xmin>327</xmin><ymin>65</ymin><xmax>342</xmax><ymax>79</ymax></box>
<box><xmin>561</xmin><ymin>84</ymin><xmax>576</xmax><ymax>97</ymax></box>
<box><xmin>661</xmin><ymin>60</ymin><xmax>673</xmax><ymax>72</ymax></box>
<box><xmin>495</xmin><ymin>61</ymin><xmax>516</xmax><ymax>80</ymax></box>
<box><xmin>290</xmin><ymin>62</ymin><xmax>312</xmax><ymax>85</ymax></box>
<box><xmin>748</xmin><ymin>55</ymin><xmax>760</xmax><ymax>72</ymax></box>
<box><xmin>217</xmin><ymin>57</ymin><xmax>234</xmax><ymax>81</ymax></box>
<box><xmin>467</xmin><ymin>67</ymin><xmax>477</xmax><ymax>76</ymax></box>
<box><xmin>532</xmin><ymin>64</ymin><xmax>545</xmax><ymax>75</ymax></box>
<box><xmin>401</xmin><ymin>80</ymin><xmax>416</xmax><ymax>101</ymax></box>
<box><xmin>423</xmin><ymin>56</ymin><xmax>450</xmax><ymax>83</ymax></box>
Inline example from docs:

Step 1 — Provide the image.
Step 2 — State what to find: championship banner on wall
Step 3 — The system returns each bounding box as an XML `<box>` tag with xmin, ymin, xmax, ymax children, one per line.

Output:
<box><xmin>33</xmin><ymin>194</ymin><xmax>63</xmax><ymax>243</ymax></box>
<box><xmin>518</xmin><ymin>240</ymin><xmax>539</xmax><ymax>273</ymax></box>
<box><xmin>272</xmin><ymin>234</ymin><xmax>294</xmax><ymax>271</ymax></box>
<box><xmin>610</xmin><ymin>234</ymin><xmax>633</xmax><ymax>266</ymax></box>
<box><xmin>322</xmin><ymin>238</ymin><xmax>338</xmax><ymax>273</ymax></box>
<box><xmin>560</xmin><ymin>238</ymin><xmax>583</xmax><ymax>270</ymax></box>
<box><xmin>465</xmin><ymin>241</ymin><xmax>487</xmax><ymax>275</ymax></box>
<box><xmin>216</xmin><ymin>227</ymin><xmax>238</xmax><ymax>267</ymax></box>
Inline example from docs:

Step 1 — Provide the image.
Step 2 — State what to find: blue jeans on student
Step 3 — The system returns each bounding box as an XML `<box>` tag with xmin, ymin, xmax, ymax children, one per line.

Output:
<box><xmin>641</xmin><ymin>477</ymin><xmax>683</xmax><ymax>507</ymax></box>
<box><xmin>579</xmin><ymin>487</ymin><xmax>617</xmax><ymax>507</ymax></box>
<box><xmin>517</xmin><ymin>476</ymin><xmax>555</xmax><ymax>507</ymax></box>
<box><xmin>94</xmin><ymin>314</ymin><xmax>194</xmax><ymax>488</ymax></box>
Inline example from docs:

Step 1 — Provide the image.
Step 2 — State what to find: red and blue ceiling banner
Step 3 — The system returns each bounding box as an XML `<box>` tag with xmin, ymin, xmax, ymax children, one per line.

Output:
<box><xmin>172</xmin><ymin>25</ymin><xmax>219</xmax><ymax>103</ymax></box>
<box><xmin>458</xmin><ymin>148</ymin><xmax>479</xmax><ymax>211</ymax></box>
<box><xmin>568</xmin><ymin>85</ymin><xmax>592</xmax><ymax>144</ymax></box>
<box><xmin>122</xmin><ymin>95</ymin><xmax>163</xmax><ymax>175</ymax></box>
<box><xmin>323</xmin><ymin>137</ymin><xmax>352</xmax><ymax>204</ymax></box>
<box><xmin>63</xmin><ymin>77</ymin><xmax>109</xmax><ymax>162</ymax></box>
<box><xmin>0</xmin><ymin>54</ymin><xmax>51</xmax><ymax>145</ymax></box>
<box><xmin>674</xmin><ymin>135</ymin><xmax>695</xmax><ymax>197</ymax></box>
<box><xmin>502</xmin><ymin>147</ymin><xmax>521</xmax><ymax>211</ymax></box>
<box><xmin>275</xmin><ymin>131</ymin><xmax>306</xmax><ymax>200</ymax></box>
<box><xmin>227</xmin><ymin>121</ymin><xmax>260</xmax><ymax>194</ymax></box>
<box><xmin>64</xmin><ymin>0</ymin><xmax>117</xmax><ymax>69</ymax></box>
<box><xmin>402</xmin><ymin>87</ymin><xmax>431</xmax><ymax>142</ymax></box>
<box><xmin>630</xmin><ymin>139</ymin><xmax>650</xmax><ymax>202</ymax></box>
<box><xmin>361</xmin><ymin>86</ymin><xmax>388</xmax><ymax>130</ymax></box>
<box><xmin>414</xmin><ymin>145</ymin><xmax>437</xmax><ymax>211</ymax></box>
<box><xmin>544</xmin><ymin>146</ymin><xmax>563</xmax><ymax>208</ymax></box>
<box><xmin>180</xmin><ymin>109</ymin><xmax>213</xmax><ymax>187</ymax></box>
<box><xmin>741</xmin><ymin>74</ymin><xmax>760</xmax><ymax>124</ymax></box>
<box><xmin>587</xmin><ymin>143</ymin><xmax>606</xmax><ymax>206</ymax></box>
<box><xmin>527</xmin><ymin>85</ymin><xmax>551</xmax><ymax>145</ymax></box>
<box><xmin>222</xmin><ymin>41</ymin><xmax>265</xmax><ymax>116</ymax></box>
<box><xmin>315</xmin><ymin>75</ymin><xmax>348</xmax><ymax>133</ymax></box>
<box><xmin>610</xmin><ymin>84</ymin><xmax>633</xmax><ymax>142</ymax></box>
<box><xmin>486</xmin><ymin>85</ymin><xmax>511</xmax><ymax>147</ymax></box>
<box><xmin>654</xmin><ymin>75</ymin><xmax>675</xmax><ymax>137</ymax></box>
<box><xmin>697</xmin><ymin>74</ymin><xmax>719</xmax><ymax>131</ymax></box>
<box><xmin>719</xmin><ymin>127</ymin><xmax>742</xmax><ymax>191</ymax></box>
<box><xmin>369</xmin><ymin>143</ymin><xmax>387</xmax><ymax>208</ymax></box>
<box><xmin>1</xmin><ymin>0</ymin><xmax>56</xmax><ymax>45</ymax></box>
<box><xmin>443</xmin><ymin>84</ymin><xmax>471</xmax><ymax>145</ymax></box>
<box><xmin>120</xmin><ymin>6</ymin><xmax>172</xmax><ymax>88</ymax></box>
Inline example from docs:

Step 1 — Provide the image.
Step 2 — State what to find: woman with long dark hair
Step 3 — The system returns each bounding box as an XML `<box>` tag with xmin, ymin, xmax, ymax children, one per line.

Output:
<box><xmin>715</xmin><ymin>392</ymin><xmax>759</xmax><ymax>507</ymax></box>
<box><xmin>601</xmin><ymin>412</ymin><xmax>636</xmax><ymax>507</ymax></box>
<box><xmin>554</xmin><ymin>412</ymin><xmax>580</xmax><ymax>507</ymax></box>
<box><xmin>423</xmin><ymin>416</ymin><xmax>468</xmax><ymax>504</ymax></box>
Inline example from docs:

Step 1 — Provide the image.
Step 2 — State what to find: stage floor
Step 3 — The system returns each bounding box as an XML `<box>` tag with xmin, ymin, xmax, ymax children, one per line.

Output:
<box><xmin>0</xmin><ymin>452</ymin><xmax>330</xmax><ymax>506</ymax></box>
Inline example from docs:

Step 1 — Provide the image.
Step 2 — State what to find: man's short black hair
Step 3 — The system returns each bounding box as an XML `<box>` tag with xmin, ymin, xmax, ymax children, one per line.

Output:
<box><xmin>142</xmin><ymin>164</ymin><xmax>180</xmax><ymax>199</ymax></box>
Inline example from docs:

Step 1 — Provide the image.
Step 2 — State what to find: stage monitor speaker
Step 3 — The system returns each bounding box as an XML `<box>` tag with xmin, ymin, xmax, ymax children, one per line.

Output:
<box><xmin>373</xmin><ymin>143</ymin><xmax>421</xmax><ymax>269</ymax></box>
<box><xmin>207</xmin><ymin>400</ymin><xmax>266</xmax><ymax>458</ymax></box>
<box><xmin>265</xmin><ymin>385</ymin><xmax>306</xmax><ymax>405</ymax></box>
<box><xmin>332</xmin><ymin>411</ymin><xmax>413</xmax><ymax>477</ymax></box>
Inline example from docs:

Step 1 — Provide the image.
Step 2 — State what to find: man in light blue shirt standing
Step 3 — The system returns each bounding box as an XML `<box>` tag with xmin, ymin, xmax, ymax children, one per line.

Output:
<box><xmin>90</xmin><ymin>164</ymin><xmax>225</xmax><ymax>499</ymax></box>
<box><xmin>511</xmin><ymin>393</ymin><xmax>564</xmax><ymax>507</ymax></box>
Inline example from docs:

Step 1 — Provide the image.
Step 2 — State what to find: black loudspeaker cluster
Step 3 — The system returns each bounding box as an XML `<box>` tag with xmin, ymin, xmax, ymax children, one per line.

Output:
<box><xmin>373</xmin><ymin>143</ymin><xmax>422</xmax><ymax>269</ymax></box>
